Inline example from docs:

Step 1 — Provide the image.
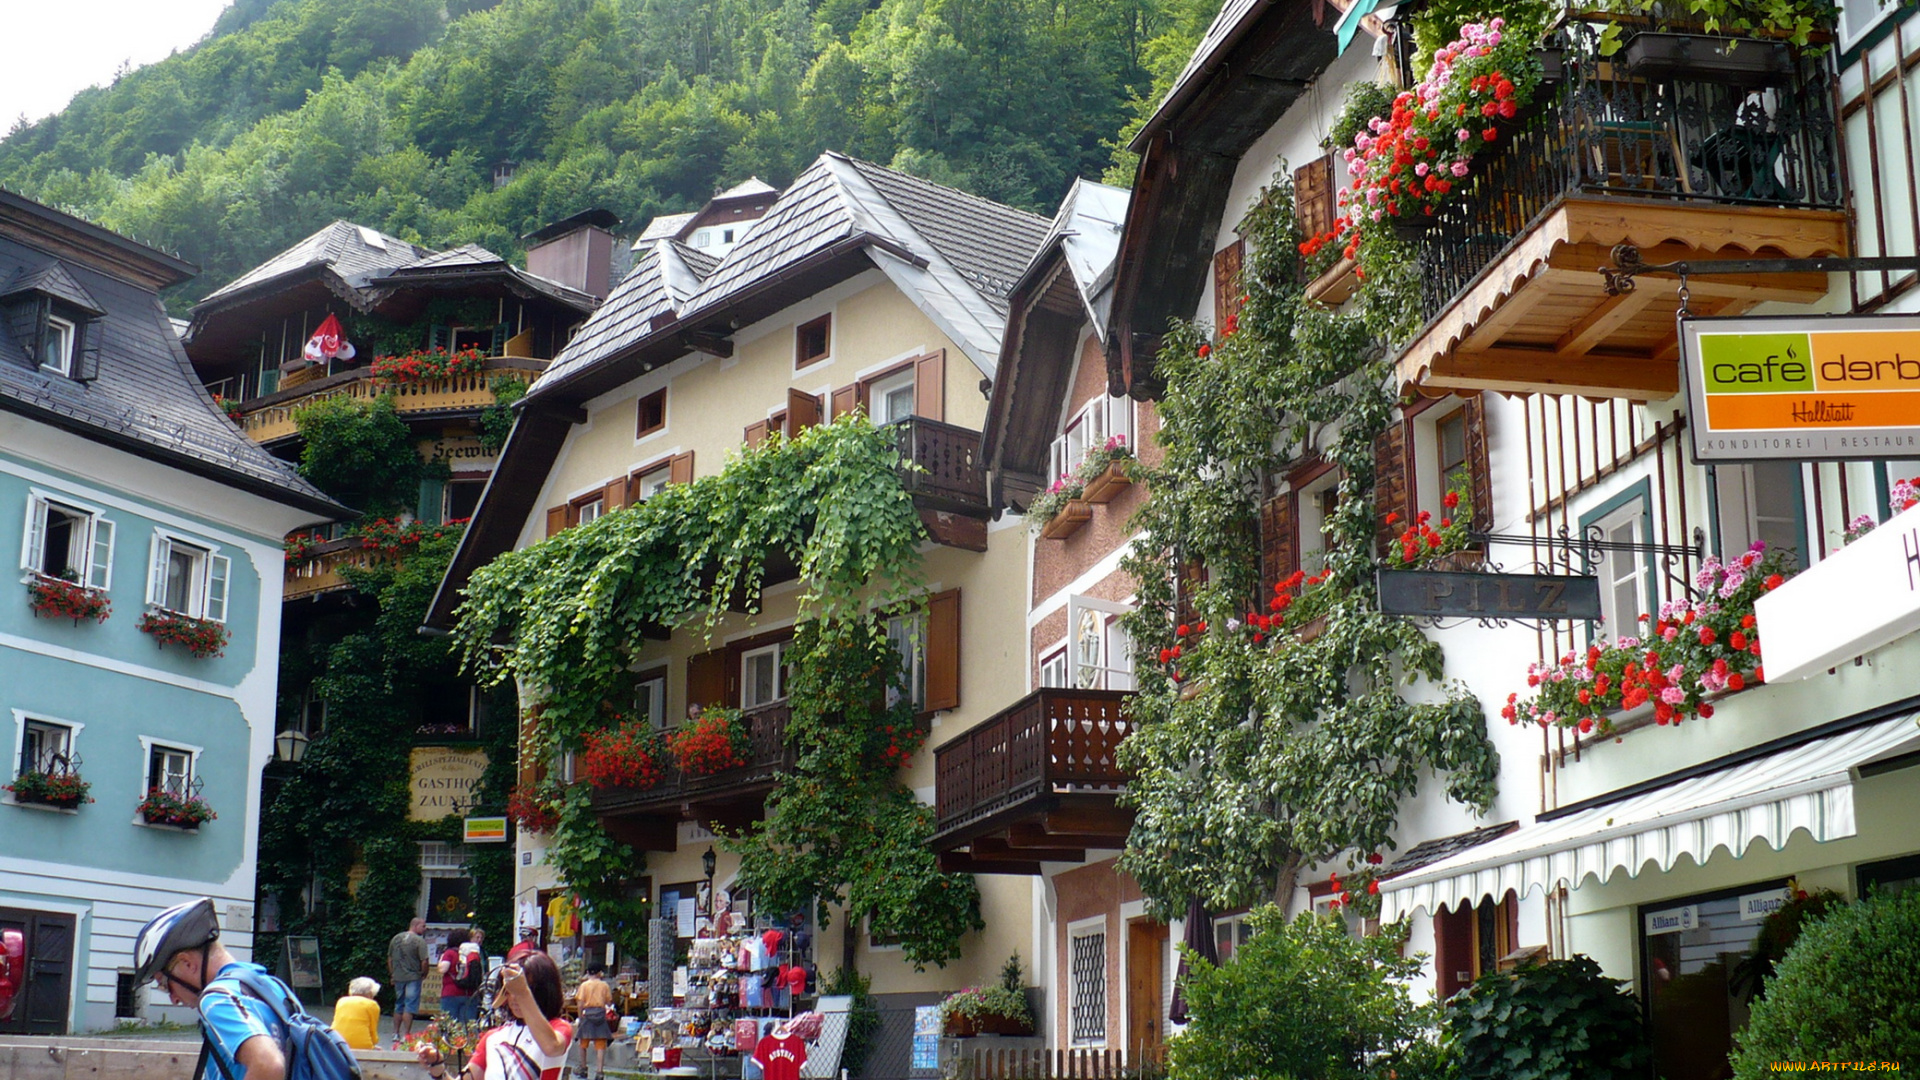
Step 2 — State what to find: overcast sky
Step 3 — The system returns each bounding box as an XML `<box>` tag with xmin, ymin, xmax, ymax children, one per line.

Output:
<box><xmin>2</xmin><ymin>0</ymin><xmax>232</xmax><ymax>128</ymax></box>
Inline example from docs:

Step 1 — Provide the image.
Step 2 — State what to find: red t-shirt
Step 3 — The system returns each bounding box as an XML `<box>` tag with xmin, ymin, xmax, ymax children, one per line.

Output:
<box><xmin>471</xmin><ymin>1018</ymin><xmax>574</xmax><ymax>1080</ymax></box>
<box><xmin>753</xmin><ymin>1033</ymin><xmax>807</xmax><ymax>1080</ymax></box>
<box><xmin>440</xmin><ymin>948</ymin><xmax>464</xmax><ymax>999</ymax></box>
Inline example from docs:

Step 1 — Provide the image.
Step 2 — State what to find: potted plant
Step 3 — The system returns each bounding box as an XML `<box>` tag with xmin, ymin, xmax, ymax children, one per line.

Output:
<box><xmin>138</xmin><ymin>609</ymin><xmax>230</xmax><ymax>659</ymax></box>
<box><xmin>1080</xmin><ymin>436</ymin><xmax>1136</xmax><ymax>504</ymax></box>
<box><xmin>26</xmin><ymin>573</ymin><xmax>111</xmax><ymax>624</ymax></box>
<box><xmin>137</xmin><ymin>788</ymin><xmax>217</xmax><ymax>829</ymax></box>
<box><xmin>938</xmin><ymin>956</ymin><xmax>1034</xmax><ymax>1037</ymax></box>
<box><xmin>667</xmin><ymin>708</ymin><xmax>748</xmax><ymax>775</ymax></box>
<box><xmin>580</xmin><ymin>722</ymin><xmax>664</xmax><ymax>790</ymax></box>
<box><xmin>5</xmin><ymin>768</ymin><xmax>92</xmax><ymax>809</ymax></box>
<box><xmin>505</xmin><ymin>782</ymin><xmax>563</xmax><ymax>833</ymax></box>
<box><xmin>1028</xmin><ymin>473</ymin><xmax>1092</xmax><ymax>540</ymax></box>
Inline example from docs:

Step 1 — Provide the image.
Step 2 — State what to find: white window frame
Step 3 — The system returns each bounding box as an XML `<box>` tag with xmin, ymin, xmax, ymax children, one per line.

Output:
<box><xmin>11</xmin><ymin>709</ymin><xmax>84</xmax><ymax>782</ymax></box>
<box><xmin>138</xmin><ymin>736</ymin><xmax>202</xmax><ymax>800</ymax></box>
<box><xmin>631</xmin><ymin>465</ymin><xmax>672</xmax><ymax>502</ymax></box>
<box><xmin>1838</xmin><ymin>0</ymin><xmax>1901</xmax><ymax>52</ymax></box>
<box><xmin>1067</xmin><ymin>595</ymin><xmax>1134</xmax><ymax>691</ymax></box>
<box><xmin>741</xmin><ymin>642</ymin><xmax>788</xmax><ymax>709</ymax></box>
<box><xmin>146</xmin><ymin>530</ymin><xmax>230</xmax><ymax>622</ymax></box>
<box><xmin>884</xmin><ymin>612</ymin><xmax>928</xmax><ymax>711</ymax></box>
<box><xmin>1049</xmin><ymin>396</ymin><xmax>1136</xmax><ymax>483</ymax></box>
<box><xmin>21</xmin><ymin>489</ymin><xmax>115</xmax><ymax>590</ymax></box>
<box><xmin>1067</xmin><ymin>916</ymin><xmax>1109</xmax><ymax>1047</ymax></box>
<box><xmin>634</xmin><ymin>670</ymin><xmax>668</xmax><ymax>730</ymax></box>
<box><xmin>41</xmin><ymin>314</ymin><xmax>76</xmax><ymax>376</ymax></box>
<box><xmin>1590</xmin><ymin>496</ymin><xmax>1653</xmax><ymax>639</ymax></box>
<box><xmin>868</xmin><ymin>367</ymin><xmax>917</xmax><ymax>425</ymax></box>
<box><xmin>1211</xmin><ymin>913</ymin><xmax>1252</xmax><ymax>963</ymax></box>
<box><xmin>1039</xmin><ymin>647</ymin><xmax>1070</xmax><ymax>690</ymax></box>
<box><xmin>574</xmin><ymin>498</ymin><xmax>604</xmax><ymax>526</ymax></box>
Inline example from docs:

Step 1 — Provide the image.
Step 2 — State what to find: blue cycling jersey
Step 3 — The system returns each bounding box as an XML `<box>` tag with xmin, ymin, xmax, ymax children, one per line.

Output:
<box><xmin>200</xmin><ymin>962</ymin><xmax>288</xmax><ymax>1079</ymax></box>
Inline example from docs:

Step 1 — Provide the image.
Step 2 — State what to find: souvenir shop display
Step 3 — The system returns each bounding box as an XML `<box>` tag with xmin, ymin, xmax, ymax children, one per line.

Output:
<box><xmin>641</xmin><ymin>889</ymin><xmax>821</xmax><ymax>1074</ymax></box>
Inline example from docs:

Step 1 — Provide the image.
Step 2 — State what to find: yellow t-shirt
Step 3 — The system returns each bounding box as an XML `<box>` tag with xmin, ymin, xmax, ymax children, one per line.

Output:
<box><xmin>331</xmin><ymin>995</ymin><xmax>381</xmax><ymax>1050</ymax></box>
<box><xmin>547</xmin><ymin>895</ymin><xmax>578</xmax><ymax>939</ymax></box>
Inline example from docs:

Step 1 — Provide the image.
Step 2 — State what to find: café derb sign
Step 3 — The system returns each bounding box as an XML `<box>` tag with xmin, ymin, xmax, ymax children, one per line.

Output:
<box><xmin>1681</xmin><ymin>313</ymin><xmax>1920</xmax><ymax>462</ymax></box>
<box><xmin>1376</xmin><ymin>570</ymin><xmax>1601</xmax><ymax>621</ymax></box>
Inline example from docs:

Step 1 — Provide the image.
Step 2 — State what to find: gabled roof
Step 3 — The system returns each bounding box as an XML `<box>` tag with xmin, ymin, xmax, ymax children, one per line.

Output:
<box><xmin>714</xmin><ymin>177</ymin><xmax>778</xmax><ymax>202</ymax></box>
<box><xmin>195</xmin><ymin>221</ymin><xmax>431</xmax><ymax>311</ymax></box>
<box><xmin>405</xmin><ymin>243</ymin><xmax>506</xmax><ymax>270</ymax></box>
<box><xmin>2</xmin><ymin>261</ymin><xmax>107</xmax><ymax>317</ymax></box>
<box><xmin>845</xmin><ymin>158</ymin><xmax>1051</xmax><ymax>312</ymax></box>
<box><xmin>634</xmin><ymin>212</ymin><xmax>697</xmax><ymax>247</ymax></box>
<box><xmin>1025</xmin><ymin>179</ymin><xmax>1130</xmax><ymax>335</ymax></box>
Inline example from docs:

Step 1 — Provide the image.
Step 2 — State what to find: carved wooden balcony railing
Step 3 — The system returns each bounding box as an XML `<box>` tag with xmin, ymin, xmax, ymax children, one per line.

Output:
<box><xmin>283</xmin><ymin>538</ymin><xmax>397</xmax><ymax>601</ymax></box>
<box><xmin>931</xmin><ymin>688</ymin><xmax>1134</xmax><ymax>872</ymax></box>
<box><xmin>234</xmin><ymin>357</ymin><xmax>548</xmax><ymax>443</ymax></box>
<box><xmin>893</xmin><ymin>416</ymin><xmax>990</xmax><ymax>512</ymax></box>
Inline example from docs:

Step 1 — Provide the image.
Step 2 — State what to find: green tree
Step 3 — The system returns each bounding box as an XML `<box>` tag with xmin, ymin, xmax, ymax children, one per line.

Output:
<box><xmin>292</xmin><ymin>395</ymin><xmax>428</xmax><ymax>517</ymax></box>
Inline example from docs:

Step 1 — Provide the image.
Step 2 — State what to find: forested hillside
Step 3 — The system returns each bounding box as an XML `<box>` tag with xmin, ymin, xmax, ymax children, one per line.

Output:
<box><xmin>1</xmin><ymin>0</ymin><xmax>1220</xmax><ymax>308</ymax></box>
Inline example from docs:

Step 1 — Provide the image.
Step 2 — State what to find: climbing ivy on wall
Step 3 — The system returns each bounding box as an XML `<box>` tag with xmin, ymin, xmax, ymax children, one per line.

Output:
<box><xmin>1115</xmin><ymin>175</ymin><xmax>1500</xmax><ymax>919</ymax></box>
<box><xmin>454</xmin><ymin>417</ymin><xmax>981</xmax><ymax>968</ymax></box>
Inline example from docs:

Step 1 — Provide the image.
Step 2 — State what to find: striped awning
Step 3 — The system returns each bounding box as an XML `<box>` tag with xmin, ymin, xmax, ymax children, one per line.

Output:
<box><xmin>1381</xmin><ymin>712</ymin><xmax>1920</xmax><ymax>922</ymax></box>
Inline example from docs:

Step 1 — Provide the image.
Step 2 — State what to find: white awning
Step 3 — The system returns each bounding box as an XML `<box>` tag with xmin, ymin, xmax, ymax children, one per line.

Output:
<box><xmin>1381</xmin><ymin>712</ymin><xmax>1920</xmax><ymax>922</ymax></box>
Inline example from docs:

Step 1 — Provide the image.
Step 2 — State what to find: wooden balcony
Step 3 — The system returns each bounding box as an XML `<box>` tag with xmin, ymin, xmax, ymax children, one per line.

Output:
<box><xmin>931</xmin><ymin>688</ymin><xmax>1135</xmax><ymax>874</ymax></box>
<box><xmin>1395</xmin><ymin>25</ymin><xmax>1847</xmax><ymax>401</ymax></box>
<box><xmin>283</xmin><ymin>538</ymin><xmax>397</xmax><ymax>601</ymax></box>
<box><xmin>589</xmin><ymin>703</ymin><xmax>796</xmax><ymax>850</ymax></box>
<box><xmin>892</xmin><ymin>416</ymin><xmax>992</xmax><ymax>550</ymax></box>
<box><xmin>235</xmin><ymin>357</ymin><xmax>548</xmax><ymax>443</ymax></box>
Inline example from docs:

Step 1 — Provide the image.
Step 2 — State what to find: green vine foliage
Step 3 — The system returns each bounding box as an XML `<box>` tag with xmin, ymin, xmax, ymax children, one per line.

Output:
<box><xmin>345</xmin><ymin>298</ymin><xmax>499</xmax><ymax>361</ymax></box>
<box><xmin>478</xmin><ymin>376</ymin><xmax>528</xmax><ymax>455</ymax></box>
<box><xmin>454</xmin><ymin>417</ymin><xmax>980</xmax><ymax>967</ymax></box>
<box><xmin>292</xmin><ymin>395</ymin><xmax>429</xmax><ymax>516</ymax></box>
<box><xmin>1115</xmin><ymin>174</ymin><xmax>1500</xmax><ymax>919</ymax></box>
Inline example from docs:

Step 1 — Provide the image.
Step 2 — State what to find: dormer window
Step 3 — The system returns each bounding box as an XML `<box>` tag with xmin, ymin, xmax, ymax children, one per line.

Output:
<box><xmin>40</xmin><ymin>315</ymin><xmax>75</xmax><ymax>376</ymax></box>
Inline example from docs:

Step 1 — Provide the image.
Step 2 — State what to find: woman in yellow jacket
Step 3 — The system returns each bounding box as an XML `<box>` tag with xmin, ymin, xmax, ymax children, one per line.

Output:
<box><xmin>332</xmin><ymin>977</ymin><xmax>383</xmax><ymax>1050</ymax></box>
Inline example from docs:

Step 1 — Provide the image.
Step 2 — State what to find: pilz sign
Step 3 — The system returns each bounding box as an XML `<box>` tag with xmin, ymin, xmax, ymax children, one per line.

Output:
<box><xmin>1376</xmin><ymin>570</ymin><xmax>1602</xmax><ymax>621</ymax></box>
<box><xmin>1681</xmin><ymin>313</ymin><xmax>1920</xmax><ymax>462</ymax></box>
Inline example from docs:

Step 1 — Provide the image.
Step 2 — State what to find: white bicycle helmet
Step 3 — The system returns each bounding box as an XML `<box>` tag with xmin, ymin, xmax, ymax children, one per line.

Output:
<box><xmin>133</xmin><ymin>897</ymin><xmax>220</xmax><ymax>989</ymax></box>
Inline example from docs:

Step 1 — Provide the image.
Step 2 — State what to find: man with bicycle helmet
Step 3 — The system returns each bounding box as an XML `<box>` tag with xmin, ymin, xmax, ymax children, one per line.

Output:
<box><xmin>134</xmin><ymin>898</ymin><xmax>288</xmax><ymax>1080</ymax></box>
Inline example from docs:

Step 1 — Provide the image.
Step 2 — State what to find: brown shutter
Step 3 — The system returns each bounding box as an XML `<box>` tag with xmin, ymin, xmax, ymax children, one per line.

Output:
<box><xmin>603</xmin><ymin>479</ymin><xmax>626</xmax><ymax>512</ymax></box>
<box><xmin>913</xmin><ymin>350</ymin><xmax>945</xmax><ymax>421</ymax></box>
<box><xmin>687</xmin><ymin>649</ymin><xmax>727</xmax><ymax>713</ymax></box>
<box><xmin>545</xmin><ymin>506</ymin><xmax>569</xmax><ymax>537</ymax></box>
<box><xmin>669</xmin><ymin>451</ymin><xmax>695</xmax><ymax>485</ymax></box>
<box><xmin>1463</xmin><ymin>393</ymin><xmax>1494</xmax><ymax>534</ymax></box>
<box><xmin>1294</xmin><ymin>154</ymin><xmax>1336</xmax><ymax>241</ymax></box>
<box><xmin>1259</xmin><ymin>492</ymin><xmax>1299</xmax><ymax>599</ymax></box>
<box><xmin>924</xmin><ymin>588</ymin><xmax>961</xmax><ymax>712</ymax></box>
<box><xmin>830</xmin><ymin>384</ymin><xmax>859</xmax><ymax>419</ymax></box>
<box><xmin>745</xmin><ymin>419</ymin><xmax>770</xmax><ymax>448</ymax></box>
<box><xmin>787</xmin><ymin>387</ymin><xmax>823</xmax><ymax>436</ymax></box>
<box><xmin>1212</xmin><ymin>239</ymin><xmax>1245</xmax><ymax>329</ymax></box>
<box><xmin>1373</xmin><ymin>421</ymin><xmax>1415</xmax><ymax>555</ymax></box>
<box><xmin>1175</xmin><ymin>559</ymin><xmax>1207</xmax><ymax>630</ymax></box>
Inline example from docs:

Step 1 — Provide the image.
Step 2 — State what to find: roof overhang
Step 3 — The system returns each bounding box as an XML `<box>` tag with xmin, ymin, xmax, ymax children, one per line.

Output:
<box><xmin>1107</xmin><ymin>0</ymin><xmax>1339</xmax><ymax>398</ymax></box>
<box><xmin>984</xmin><ymin>253</ymin><xmax>1090</xmax><ymax>503</ymax></box>
<box><xmin>0</xmin><ymin>189</ymin><xmax>197</xmax><ymax>291</ymax></box>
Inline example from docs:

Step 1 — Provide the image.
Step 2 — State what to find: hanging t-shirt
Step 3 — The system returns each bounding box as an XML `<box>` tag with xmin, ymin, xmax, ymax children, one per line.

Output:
<box><xmin>546</xmin><ymin>895</ymin><xmax>577</xmax><ymax>939</ymax></box>
<box><xmin>471</xmin><ymin>1018</ymin><xmax>575</xmax><ymax>1080</ymax></box>
<box><xmin>752</xmin><ymin>1033</ymin><xmax>808</xmax><ymax>1080</ymax></box>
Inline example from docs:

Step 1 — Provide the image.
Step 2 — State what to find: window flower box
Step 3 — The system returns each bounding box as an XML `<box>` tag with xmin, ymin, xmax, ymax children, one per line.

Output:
<box><xmin>667</xmin><ymin>708</ymin><xmax>747</xmax><ymax>775</ymax></box>
<box><xmin>938</xmin><ymin>958</ymin><xmax>1035</xmax><ymax>1037</ymax></box>
<box><xmin>1619</xmin><ymin>33</ymin><xmax>1793</xmax><ymax>87</ymax></box>
<box><xmin>1082</xmin><ymin>460</ymin><xmax>1133</xmax><ymax>504</ymax></box>
<box><xmin>26</xmin><ymin>574</ymin><xmax>111</xmax><ymax>624</ymax></box>
<box><xmin>1039</xmin><ymin>500</ymin><xmax>1093</xmax><ymax>540</ymax></box>
<box><xmin>138</xmin><ymin>609</ymin><xmax>230</xmax><ymax>659</ymax></box>
<box><xmin>5</xmin><ymin>769</ymin><xmax>92</xmax><ymax>810</ymax></box>
<box><xmin>136</xmin><ymin>788</ymin><xmax>216</xmax><ymax>830</ymax></box>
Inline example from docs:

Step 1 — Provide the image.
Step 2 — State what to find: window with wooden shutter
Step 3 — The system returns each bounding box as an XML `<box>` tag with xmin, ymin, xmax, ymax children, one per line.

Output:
<box><xmin>602</xmin><ymin>478</ymin><xmax>626</xmax><ymax>513</ymax></box>
<box><xmin>744</xmin><ymin>419</ymin><xmax>771</xmax><ymax>448</ymax></box>
<box><xmin>830</xmin><ymin>384</ymin><xmax>859</xmax><ymax>419</ymax></box>
<box><xmin>1212</xmin><ymin>240</ymin><xmax>1246</xmax><ymax>330</ymax></box>
<box><xmin>687</xmin><ymin>649</ymin><xmax>728</xmax><ymax>713</ymax></box>
<box><xmin>786</xmin><ymin>387</ymin><xmax>823</xmax><ymax>436</ymax></box>
<box><xmin>545</xmin><ymin>506</ymin><xmax>569</xmax><ymax>537</ymax></box>
<box><xmin>924</xmin><ymin>588</ymin><xmax>961</xmax><ymax>712</ymax></box>
<box><xmin>1463</xmin><ymin>394</ymin><xmax>1494</xmax><ymax>533</ymax></box>
<box><xmin>669</xmin><ymin>451</ymin><xmax>695</xmax><ymax>485</ymax></box>
<box><xmin>913</xmin><ymin>350</ymin><xmax>945</xmax><ymax>421</ymax></box>
<box><xmin>1259</xmin><ymin>492</ymin><xmax>1299</xmax><ymax>599</ymax></box>
<box><xmin>1373</xmin><ymin>421</ymin><xmax>1415</xmax><ymax>555</ymax></box>
<box><xmin>1174</xmin><ymin>559</ymin><xmax>1207</xmax><ymax>630</ymax></box>
<box><xmin>1293</xmin><ymin>154</ymin><xmax>1337</xmax><ymax>242</ymax></box>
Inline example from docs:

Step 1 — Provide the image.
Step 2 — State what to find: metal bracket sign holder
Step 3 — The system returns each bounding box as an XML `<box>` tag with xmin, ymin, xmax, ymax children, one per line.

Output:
<box><xmin>1600</xmin><ymin>244</ymin><xmax>1920</xmax><ymax>300</ymax></box>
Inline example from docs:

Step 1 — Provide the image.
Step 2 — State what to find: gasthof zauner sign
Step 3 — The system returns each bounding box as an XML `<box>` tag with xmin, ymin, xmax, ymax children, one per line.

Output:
<box><xmin>1681</xmin><ymin>313</ymin><xmax>1920</xmax><ymax>462</ymax></box>
<box><xmin>411</xmin><ymin>747</ymin><xmax>489</xmax><ymax>821</ymax></box>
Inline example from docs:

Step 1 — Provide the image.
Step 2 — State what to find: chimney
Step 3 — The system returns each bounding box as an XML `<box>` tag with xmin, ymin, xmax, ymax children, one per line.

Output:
<box><xmin>523</xmin><ymin>208</ymin><xmax>621</xmax><ymax>300</ymax></box>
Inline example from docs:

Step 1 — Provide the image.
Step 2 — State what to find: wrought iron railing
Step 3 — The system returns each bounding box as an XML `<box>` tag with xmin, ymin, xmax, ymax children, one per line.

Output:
<box><xmin>893</xmin><ymin>416</ymin><xmax>989</xmax><ymax>512</ymax></box>
<box><xmin>932</xmin><ymin>688</ymin><xmax>1133</xmax><ymax>835</ymax></box>
<box><xmin>590</xmin><ymin>703</ymin><xmax>795</xmax><ymax>814</ymax></box>
<box><xmin>1409</xmin><ymin>19</ymin><xmax>1843</xmax><ymax>324</ymax></box>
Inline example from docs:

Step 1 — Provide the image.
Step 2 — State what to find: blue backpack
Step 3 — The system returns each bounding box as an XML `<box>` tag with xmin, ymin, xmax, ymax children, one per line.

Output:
<box><xmin>199</xmin><ymin>967</ymin><xmax>363</xmax><ymax>1080</ymax></box>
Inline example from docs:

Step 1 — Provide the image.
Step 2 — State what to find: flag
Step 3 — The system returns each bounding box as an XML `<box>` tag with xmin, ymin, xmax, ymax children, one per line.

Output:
<box><xmin>294</xmin><ymin>313</ymin><xmax>356</xmax><ymax>369</ymax></box>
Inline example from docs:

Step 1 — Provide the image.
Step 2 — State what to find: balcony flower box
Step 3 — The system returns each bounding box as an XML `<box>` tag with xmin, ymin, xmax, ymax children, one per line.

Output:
<box><xmin>137</xmin><ymin>788</ymin><xmax>216</xmax><ymax>830</ymax></box>
<box><xmin>667</xmin><ymin>708</ymin><xmax>748</xmax><ymax>776</ymax></box>
<box><xmin>581</xmin><ymin>722</ymin><xmax>664</xmax><ymax>790</ymax></box>
<box><xmin>1039</xmin><ymin>500</ymin><xmax>1093</xmax><ymax>540</ymax></box>
<box><xmin>1082</xmin><ymin>460</ymin><xmax>1133</xmax><ymax>504</ymax></box>
<box><xmin>1620</xmin><ymin>33</ymin><xmax>1793</xmax><ymax>87</ymax></box>
<box><xmin>5</xmin><ymin>769</ymin><xmax>92</xmax><ymax>810</ymax></box>
<box><xmin>138</xmin><ymin>610</ymin><xmax>230</xmax><ymax>659</ymax></box>
<box><xmin>26</xmin><ymin>574</ymin><xmax>110</xmax><ymax>624</ymax></box>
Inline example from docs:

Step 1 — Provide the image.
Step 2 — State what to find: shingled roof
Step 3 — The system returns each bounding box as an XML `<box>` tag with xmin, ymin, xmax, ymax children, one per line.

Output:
<box><xmin>195</xmin><ymin>221</ymin><xmax>432</xmax><ymax>311</ymax></box>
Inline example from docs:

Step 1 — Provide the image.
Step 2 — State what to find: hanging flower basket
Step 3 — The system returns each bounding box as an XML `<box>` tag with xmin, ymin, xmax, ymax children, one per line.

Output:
<box><xmin>668</xmin><ymin>708</ymin><xmax>748</xmax><ymax>775</ymax></box>
<box><xmin>27</xmin><ymin>575</ymin><xmax>110</xmax><ymax>624</ymax></box>
<box><xmin>581</xmin><ymin>722</ymin><xmax>664</xmax><ymax>790</ymax></box>
<box><xmin>5</xmin><ymin>769</ymin><xmax>93</xmax><ymax>809</ymax></box>
<box><xmin>137</xmin><ymin>788</ymin><xmax>216</xmax><ymax>829</ymax></box>
<box><xmin>138</xmin><ymin>610</ymin><xmax>230</xmax><ymax>659</ymax></box>
<box><xmin>505</xmin><ymin>784</ymin><xmax>562</xmax><ymax>833</ymax></box>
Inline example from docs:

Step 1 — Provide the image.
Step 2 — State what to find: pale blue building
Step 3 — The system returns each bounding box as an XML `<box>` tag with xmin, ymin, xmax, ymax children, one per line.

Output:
<box><xmin>0</xmin><ymin>191</ymin><xmax>341</xmax><ymax>1033</ymax></box>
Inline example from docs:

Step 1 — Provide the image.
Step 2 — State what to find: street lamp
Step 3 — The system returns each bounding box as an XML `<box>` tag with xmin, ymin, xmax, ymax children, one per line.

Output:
<box><xmin>274</xmin><ymin>729</ymin><xmax>310</xmax><ymax>764</ymax></box>
<box><xmin>702</xmin><ymin>846</ymin><xmax>717</xmax><ymax>925</ymax></box>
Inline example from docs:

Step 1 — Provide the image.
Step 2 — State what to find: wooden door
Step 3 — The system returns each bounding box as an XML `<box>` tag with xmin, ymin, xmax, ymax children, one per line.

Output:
<box><xmin>1125</xmin><ymin>920</ymin><xmax>1167</xmax><ymax>1065</ymax></box>
<box><xmin>0</xmin><ymin>907</ymin><xmax>74</xmax><ymax>1035</ymax></box>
